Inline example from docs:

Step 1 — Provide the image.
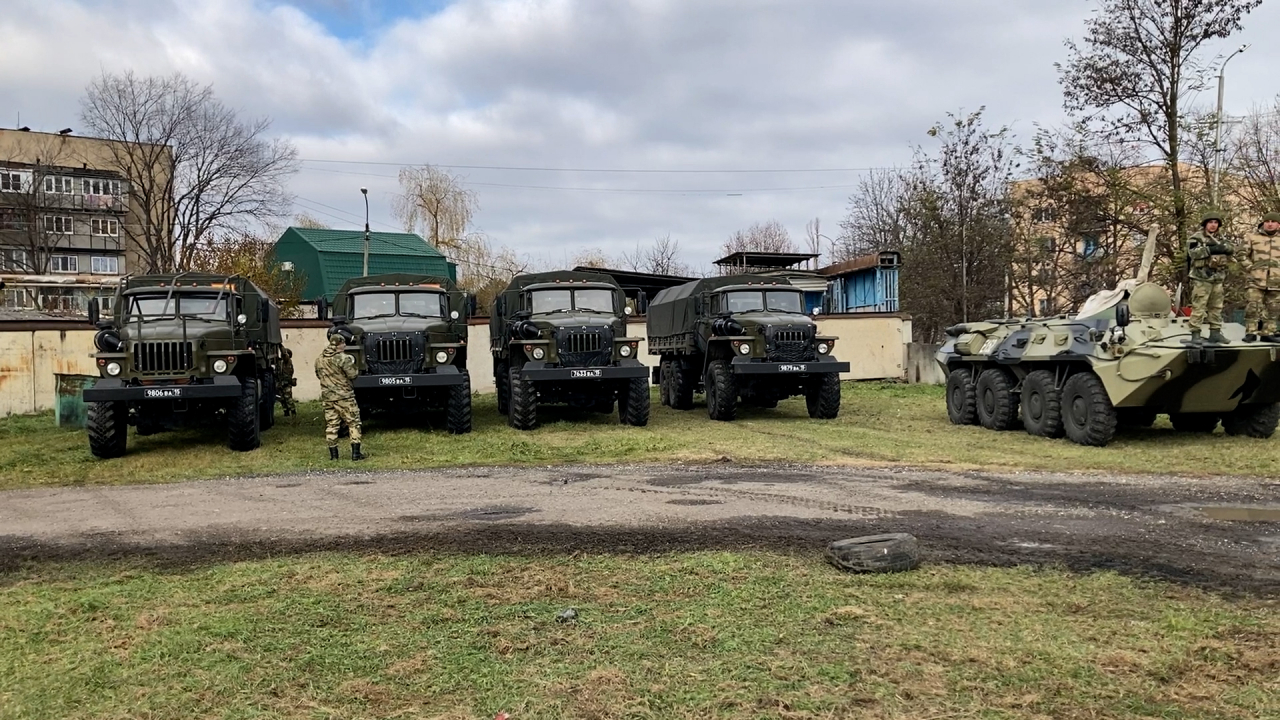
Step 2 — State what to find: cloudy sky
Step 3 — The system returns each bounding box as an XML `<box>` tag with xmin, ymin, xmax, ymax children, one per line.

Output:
<box><xmin>4</xmin><ymin>0</ymin><xmax>1279</xmax><ymax>273</ymax></box>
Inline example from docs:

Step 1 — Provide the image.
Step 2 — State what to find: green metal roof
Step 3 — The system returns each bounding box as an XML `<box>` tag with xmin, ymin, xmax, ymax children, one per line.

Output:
<box><xmin>271</xmin><ymin>227</ymin><xmax>456</xmax><ymax>302</ymax></box>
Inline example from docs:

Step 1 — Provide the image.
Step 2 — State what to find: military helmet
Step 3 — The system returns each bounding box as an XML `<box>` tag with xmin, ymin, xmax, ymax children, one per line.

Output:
<box><xmin>327</xmin><ymin>326</ymin><xmax>354</xmax><ymax>344</ymax></box>
<box><xmin>1200</xmin><ymin>209</ymin><xmax>1225</xmax><ymax>226</ymax></box>
<box><xmin>1262</xmin><ymin>211</ymin><xmax>1280</xmax><ymax>224</ymax></box>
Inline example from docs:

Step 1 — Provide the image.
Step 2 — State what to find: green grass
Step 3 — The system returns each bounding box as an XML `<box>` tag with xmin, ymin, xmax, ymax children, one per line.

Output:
<box><xmin>1</xmin><ymin>551</ymin><xmax>1275</xmax><ymax>720</ymax></box>
<box><xmin>1</xmin><ymin>382</ymin><xmax>1278</xmax><ymax>491</ymax></box>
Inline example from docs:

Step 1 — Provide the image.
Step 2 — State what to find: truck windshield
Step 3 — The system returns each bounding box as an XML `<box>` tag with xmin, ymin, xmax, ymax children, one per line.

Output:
<box><xmin>351</xmin><ymin>293</ymin><xmax>396</xmax><ymax>319</ymax></box>
<box><xmin>723</xmin><ymin>290</ymin><xmax>804</xmax><ymax>314</ymax></box>
<box><xmin>530</xmin><ymin>288</ymin><xmax>615</xmax><ymax>314</ymax></box>
<box><xmin>399</xmin><ymin>292</ymin><xmax>446</xmax><ymax>318</ymax></box>
<box><xmin>127</xmin><ymin>293</ymin><xmax>228</xmax><ymax>321</ymax></box>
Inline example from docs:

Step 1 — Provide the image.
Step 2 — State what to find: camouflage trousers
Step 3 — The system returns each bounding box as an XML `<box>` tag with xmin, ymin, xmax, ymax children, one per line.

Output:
<box><xmin>1188</xmin><ymin>278</ymin><xmax>1225</xmax><ymax>331</ymax></box>
<box><xmin>278</xmin><ymin>380</ymin><xmax>297</xmax><ymax>414</ymax></box>
<box><xmin>1244</xmin><ymin>287</ymin><xmax>1280</xmax><ymax>335</ymax></box>
<box><xmin>323</xmin><ymin>397</ymin><xmax>362</xmax><ymax>447</ymax></box>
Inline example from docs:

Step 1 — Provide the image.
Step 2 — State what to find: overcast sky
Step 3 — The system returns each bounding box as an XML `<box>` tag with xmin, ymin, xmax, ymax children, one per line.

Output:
<box><xmin>4</xmin><ymin>0</ymin><xmax>1279</xmax><ymax>273</ymax></box>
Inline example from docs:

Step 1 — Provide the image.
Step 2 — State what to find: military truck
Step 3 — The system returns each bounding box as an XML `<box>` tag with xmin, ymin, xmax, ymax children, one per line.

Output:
<box><xmin>322</xmin><ymin>273</ymin><xmax>471</xmax><ymax>434</ymax></box>
<box><xmin>936</xmin><ymin>281</ymin><xmax>1280</xmax><ymax>446</ymax></box>
<box><xmin>647</xmin><ymin>275</ymin><xmax>849</xmax><ymax>421</ymax></box>
<box><xmin>82</xmin><ymin>273</ymin><xmax>283</xmax><ymax>458</ymax></box>
<box><xmin>490</xmin><ymin>270</ymin><xmax>650</xmax><ymax>430</ymax></box>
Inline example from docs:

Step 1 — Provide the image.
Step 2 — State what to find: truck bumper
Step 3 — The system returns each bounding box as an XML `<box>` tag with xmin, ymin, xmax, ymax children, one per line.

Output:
<box><xmin>730</xmin><ymin>358</ymin><xmax>850</xmax><ymax>375</ymax></box>
<box><xmin>83</xmin><ymin>376</ymin><xmax>244</xmax><ymax>402</ymax></box>
<box><xmin>519</xmin><ymin>359</ymin><xmax>649</xmax><ymax>382</ymax></box>
<box><xmin>353</xmin><ymin>366</ymin><xmax>467</xmax><ymax>388</ymax></box>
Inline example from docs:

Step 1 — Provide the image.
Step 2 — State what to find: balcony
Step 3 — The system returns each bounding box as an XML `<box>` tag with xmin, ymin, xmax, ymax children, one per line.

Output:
<box><xmin>31</xmin><ymin>193</ymin><xmax>127</xmax><ymax>213</ymax></box>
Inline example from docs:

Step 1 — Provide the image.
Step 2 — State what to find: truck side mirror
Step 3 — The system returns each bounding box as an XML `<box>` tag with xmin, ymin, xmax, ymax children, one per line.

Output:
<box><xmin>260</xmin><ymin>302</ymin><xmax>269</xmax><ymax>323</ymax></box>
<box><xmin>87</xmin><ymin>298</ymin><xmax>100</xmax><ymax>325</ymax></box>
<box><xmin>316</xmin><ymin>297</ymin><xmax>329</xmax><ymax>321</ymax></box>
<box><xmin>638</xmin><ymin>291</ymin><xmax>649</xmax><ymax>315</ymax></box>
<box><xmin>330</xmin><ymin>315</ymin><xmax>348</xmax><ymax>326</ymax></box>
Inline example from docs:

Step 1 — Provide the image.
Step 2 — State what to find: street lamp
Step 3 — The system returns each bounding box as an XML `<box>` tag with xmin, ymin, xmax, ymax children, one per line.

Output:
<box><xmin>1212</xmin><ymin>44</ymin><xmax>1249</xmax><ymax>207</ymax></box>
<box><xmin>360</xmin><ymin>187</ymin><xmax>370</xmax><ymax>276</ymax></box>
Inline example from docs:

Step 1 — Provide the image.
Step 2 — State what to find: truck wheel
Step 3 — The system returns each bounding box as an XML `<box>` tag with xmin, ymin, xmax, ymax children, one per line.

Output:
<box><xmin>671</xmin><ymin>360</ymin><xmax>695</xmax><ymax>410</ymax></box>
<box><xmin>659</xmin><ymin>360</ymin><xmax>672</xmax><ymax>407</ymax></box>
<box><xmin>87</xmin><ymin>401</ymin><xmax>128</xmax><ymax>459</ymax></box>
<box><xmin>447</xmin><ymin>372</ymin><xmax>473</xmax><ymax>434</ymax></box>
<box><xmin>806</xmin><ymin>372</ymin><xmax>841</xmax><ymax>419</ymax></box>
<box><xmin>1222</xmin><ymin>403</ymin><xmax>1280</xmax><ymax>438</ymax></box>
<box><xmin>705</xmin><ymin>360</ymin><xmax>737</xmax><ymax>422</ymax></box>
<box><xmin>227</xmin><ymin>378</ymin><xmax>262</xmax><ymax>452</ymax></box>
<box><xmin>1020</xmin><ymin>370</ymin><xmax>1063</xmax><ymax>438</ymax></box>
<box><xmin>976</xmin><ymin>368</ymin><xmax>1019</xmax><ymax>431</ymax></box>
<box><xmin>1061</xmin><ymin>371</ymin><xmax>1117</xmax><ymax>446</ymax></box>
<box><xmin>619</xmin><ymin>377</ymin><xmax>651</xmax><ymax>427</ymax></box>
<box><xmin>1116</xmin><ymin>408</ymin><xmax>1158</xmax><ymax>428</ymax></box>
<box><xmin>495</xmin><ymin>362</ymin><xmax>510</xmax><ymax>415</ymax></box>
<box><xmin>1169</xmin><ymin>412</ymin><xmax>1220</xmax><ymax>433</ymax></box>
<box><xmin>258</xmin><ymin>371</ymin><xmax>276</xmax><ymax>431</ymax></box>
<box><xmin>945</xmin><ymin>368</ymin><xmax>978</xmax><ymax>425</ymax></box>
<box><xmin>508</xmin><ymin>366</ymin><xmax>537</xmax><ymax>431</ymax></box>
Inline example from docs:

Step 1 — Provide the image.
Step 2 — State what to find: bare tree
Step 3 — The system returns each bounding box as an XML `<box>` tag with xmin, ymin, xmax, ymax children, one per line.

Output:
<box><xmin>619</xmin><ymin>234</ymin><xmax>693</xmax><ymax>276</ymax></box>
<box><xmin>292</xmin><ymin>213</ymin><xmax>328</xmax><ymax>230</ymax></box>
<box><xmin>80</xmin><ymin>71</ymin><xmax>298</xmax><ymax>273</ymax></box>
<box><xmin>187</xmin><ymin>232</ymin><xmax>308</xmax><ymax>317</ymax></box>
<box><xmin>393</xmin><ymin>165</ymin><xmax>478</xmax><ymax>253</ymax></box>
<box><xmin>803</xmin><ymin>219</ymin><xmax>825</xmax><ymax>269</ymax></box>
<box><xmin>1229</xmin><ymin>97</ymin><xmax>1280</xmax><ymax>212</ymax></box>
<box><xmin>572</xmin><ymin>247</ymin><xmax>613</xmax><ymax>269</ymax></box>
<box><xmin>836</xmin><ymin>169</ymin><xmax>908</xmax><ymax>260</ymax></box>
<box><xmin>721</xmin><ymin>220</ymin><xmax>796</xmax><ymax>258</ymax></box>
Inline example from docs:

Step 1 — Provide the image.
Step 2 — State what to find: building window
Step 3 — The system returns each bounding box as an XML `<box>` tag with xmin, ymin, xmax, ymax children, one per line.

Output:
<box><xmin>1081</xmin><ymin>234</ymin><xmax>1100</xmax><ymax>260</ymax></box>
<box><xmin>91</xmin><ymin>256</ymin><xmax>119</xmax><ymax>274</ymax></box>
<box><xmin>50</xmin><ymin>255</ymin><xmax>78</xmax><ymax>273</ymax></box>
<box><xmin>1</xmin><ymin>248</ymin><xmax>30</xmax><ymax>271</ymax></box>
<box><xmin>0</xmin><ymin>210</ymin><xmax>27</xmax><ymax>230</ymax></box>
<box><xmin>1033</xmin><ymin>207</ymin><xmax>1057</xmax><ymax>223</ymax></box>
<box><xmin>1038</xmin><ymin>236</ymin><xmax>1055</xmax><ymax>253</ymax></box>
<box><xmin>97</xmin><ymin>293</ymin><xmax>114</xmax><ymax>312</ymax></box>
<box><xmin>90</xmin><ymin>218</ymin><xmax>119</xmax><ymax>236</ymax></box>
<box><xmin>40</xmin><ymin>289</ymin><xmax>76</xmax><ymax>312</ymax></box>
<box><xmin>82</xmin><ymin>178</ymin><xmax>121</xmax><ymax>197</ymax></box>
<box><xmin>3</xmin><ymin>288</ymin><xmax>34</xmax><ymax>308</ymax></box>
<box><xmin>1038</xmin><ymin>299</ymin><xmax>1050</xmax><ymax>316</ymax></box>
<box><xmin>1</xmin><ymin>172</ymin><xmax>27</xmax><ymax>192</ymax></box>
<box><xmin>43</xmin><ymin>176</ymin><xmax>74</xmax><ymax>194</ymax></box>
<box><xmin>43</xmin><ymin>216</ymin><xmax>74</xmax><ymax>234</ymax></box>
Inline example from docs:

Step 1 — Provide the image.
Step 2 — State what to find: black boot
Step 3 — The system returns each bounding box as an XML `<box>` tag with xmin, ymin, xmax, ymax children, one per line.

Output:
<box><xmin>1244</xmin><ymin>333</ymin><xmax>1259</xmax><ymax>342</ymax></box>
<box><xmin>351</xmin><ymin>443</ymin><xmax>366</xmax><ymax>461</ymax></box>
<box><xmin>1262</xmin><ymin>334</ymin><xmax>1280</xmax><ymax>343</ymax></box>
<box><xmin>1182</xmin><ymin>329</ymin><xmax>1203</xmax><ymax>346</ymax></box>
<box><xmin>1207</xmin><ymin>328</ymin><xmax>1225</xmax><ymax>344</ymax></box>
<box><xmin>329</xmin><ymin>446</ymin><xmax>339</xmax><ymax>461</ymax></box>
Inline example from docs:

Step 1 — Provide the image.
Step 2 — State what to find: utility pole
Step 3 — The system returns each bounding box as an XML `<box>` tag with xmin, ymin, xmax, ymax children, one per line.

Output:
<box><xmin>360</xmin><ymin>187</ymin><xmax>370</xmax><ymax>276</ymax></box>
<box><xmin>1213</xmin><ymin>44</ymin><xmax>1248</xmax><ymax>207</ymax></box>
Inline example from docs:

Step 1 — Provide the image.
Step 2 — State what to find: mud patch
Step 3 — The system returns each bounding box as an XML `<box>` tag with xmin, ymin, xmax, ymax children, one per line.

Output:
<box><xmin>1198</xmin><ymin>506</ymin><xmax>1280</xmax><ymax>522</ymax></box>
<box><xmin>338</xmin><ymin>480</ymin><xmax>375</xmax><ymax>487</ymax></box>
<box><xmin>273</xmin><ymin>483</ymin><xmax>302</xmax><ymax>489</ymax></box>
<box><xmin>646</xmin><ymin>476</ymin><xmax>707</xmax><ymax>487</ymax></box>
<box><xmin>666</xmin><ymin>499</ymin><xmax>725</xmax><ymax>507</ymax></box>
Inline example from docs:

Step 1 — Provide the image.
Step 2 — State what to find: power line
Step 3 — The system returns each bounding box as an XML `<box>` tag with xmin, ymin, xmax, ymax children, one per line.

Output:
<box><xmin>299</xmin><ymin>157</ymin><xmax>888</xmax><ymax>174</ymax></box>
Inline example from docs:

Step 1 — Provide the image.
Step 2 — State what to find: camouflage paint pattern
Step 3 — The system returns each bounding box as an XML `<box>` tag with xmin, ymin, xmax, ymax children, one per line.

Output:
<box><xmin>1188</xmin><ymin>278</ymin><xmax>1225</xmax><ymax>331</ymax></box>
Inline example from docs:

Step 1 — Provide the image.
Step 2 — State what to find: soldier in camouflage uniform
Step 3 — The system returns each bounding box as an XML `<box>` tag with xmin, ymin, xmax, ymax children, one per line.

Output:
<box><xmin>277</xmin><ymin>347</ymin><xmax>297</xmax><ymax>416</ymax></box>
<box><xmin>1185</xmin><ymin>210</ymin><xmax>1234</xmax><ymax>345</ymax></box>
<box><xmin>1242</xmin><ymin>211</ymin><xmax>1280</xmax><ymax>342</ymax></box>
<box><xmin>315</xmin><ymin>332</ymin><xmax>365</xmax><ymax>460</ymax></box>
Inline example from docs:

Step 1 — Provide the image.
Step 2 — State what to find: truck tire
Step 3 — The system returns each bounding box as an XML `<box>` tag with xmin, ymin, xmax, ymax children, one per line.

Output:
<box><xmin>1061</xmin><ymin>371</ymin><xmax>1117</xmax><ymax>446</ymax></box>
<box><xmin>705</xmin><ymin>360</ymin><xmax>737</xmax><ymax>422</ymax></box>
<box><xmin>806</xmin><ymin>372</ymin><xmax>841</xmax><ymax>419</ymax></box>
<box><xmin>1222</xmin><ymin>402</ymin><xmax>1280</xmax><ymax>438</ymax></box>
<box><xmin>659</xmin><ymin>360</ymin><xmax>672</xmax><ymax>407</ymax></box>
<box><xmin>508</xmin><ymin>366</ymin><xmax>537</xmax><ymax>431</ymax></box>
<box><xmin>945</xmin><ymin>368</ymin><xmax>978</xmax><ymax>425</ymax></box>
<box><xmin>976</xmin><ymin>368</ymin><xmax>1019</xmax><ymax>431</ymax></box>
<box><xmin>495</xmin><ymin>361</ymin><xmax>510</xmax><ymax>415</ymax></box>
<box><xmin>258</xmin><ymin>370</ymin><xmax>276</xmax><ymax>431</ymax></box>
<box><xmin>447</xmin><ymin>372</ymin><xmax>473</xmax><ymax>434</ymax></box>
<box><xmin>227</xmin><ymin>378</ymin><xmax>262</xmax><ymax>452</ymax></box>
<box><xmin>1020</xmin><ymin>369</ymin><xmax>1063</xmax><ymax>438</ymax></box>
<box><xmin>619</xmin><ymin>377</ymin><xmax>651</xmax><ymax>427</ymax></box>
<box><xmin>87</xmin><ymin>401</ymin><xmax>128</xmax><ymax>459</ymax></box>
<box><xmin>826</xmin><ymin>533</ymin><xmax>920</xmax><ymax>573</ymax></box>
<box><xmin>1169</xmin><ymin>412</ymin><xmax>1220</xmax><ymax>433</ymax></box>
<box><xmin>671</xmin><ymin>359</ymin><xmax>695</xmax><ymax>410</ymax></box>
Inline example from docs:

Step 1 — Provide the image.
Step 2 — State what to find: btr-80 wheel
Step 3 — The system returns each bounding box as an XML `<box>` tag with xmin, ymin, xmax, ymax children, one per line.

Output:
<box><xmin>945</xmin><ymin>368</ymin><xmax>977</xmax><ymax>425</ymax></box>
<box><xmin>1061</xmin><ymin>371</ymin><xmax>1117</xmax><ymax>447</ymax></box>
<box><xmin>976</xmin><ymin>368</ymin><xmax>1019</xmax><ymax>431</ymax></box>
<box><xmin>1223</xmin><ymin>403</ymin><xmax>1280</xmax><ymax>438</ymax></box>
<box><xmin>1020</xmin><ymin>370</ymin><xmax>1063</xmax><ymax>438</ymax></box>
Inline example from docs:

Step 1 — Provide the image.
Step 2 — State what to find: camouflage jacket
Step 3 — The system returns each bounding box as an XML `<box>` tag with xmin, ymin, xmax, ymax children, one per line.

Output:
<box><xmin>314</xmin><ymin>343</ymin><xmax>358</xmax><ymax>402</ymax></box>
<box><xmin>1243</xmin><ymin>229</ymin><xmax>1280</xmax><ymax>290</ymax></box>
<box><xmin>1186</xmin><ymin>230</ymin><xmax>1234</xmax><ymax>282</ymax></box>
<box><xmin>278</xmin><ymin>353</ymin><xmax>295</xmax><ymax>385</ymax></box>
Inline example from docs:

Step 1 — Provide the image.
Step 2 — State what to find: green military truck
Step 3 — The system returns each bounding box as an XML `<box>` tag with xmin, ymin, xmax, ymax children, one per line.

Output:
<box><xmin>322</xmin><ymin>273</ymin><xmax>472</xmax><ymax>434</ymax></box>
<box><xmin>647</xmin><ymin>275</ymin><xmax>849</xmax><ymax>421</ymax></box>
<box><xmin>491</xmin><ymin>270</ymin><xmax>650</xmax><ymax>430</ymax></box>
<box><xmin>83</xmin><ymin>273</ymin><xmax>283</xmax><ymax>458</ymax></box>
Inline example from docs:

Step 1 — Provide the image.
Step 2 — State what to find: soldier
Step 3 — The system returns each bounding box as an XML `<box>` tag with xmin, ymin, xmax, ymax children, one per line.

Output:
<box><xmin>1243</xmin><ymin>211</ymin><xmax>1280</xmax><ymax>342</ymax></box>
<box><xmin>1184</xmin><ymin>210</ymin><xmax>1234</xmax><ymax>345</ymax></box>
<box><xmin>314</xmin><ymin>331</ymin><xmax>365</xmax><ymax>460</ymax></box>
<box><xmin>277</xmin><ymin>347</ymin><xmax>297</xmax><ymax>416</ymax></box>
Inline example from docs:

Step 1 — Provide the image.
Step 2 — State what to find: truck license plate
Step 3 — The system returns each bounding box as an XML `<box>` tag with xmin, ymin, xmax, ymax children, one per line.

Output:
<box><xmin>144</xmin><ymin>388</ymin><xmax>183</xmax><ymax>398</ymax></box>
<box><xmin>570</xmin><ymin>369</ymin><xmax>603</xmax><ymax>378</ymax></box>
<box><xmin>379</xmin><ymin>376</ymin><xmax>413</xmax><ymax>386</ymax></box>
<box><xmin>778</xmin><ymin>364</ymin><xmax>807</xmax><ymax>372</ymax></box>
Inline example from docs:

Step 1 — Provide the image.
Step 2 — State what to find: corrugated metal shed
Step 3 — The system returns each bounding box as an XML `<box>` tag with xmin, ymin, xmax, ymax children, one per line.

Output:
<box><xmin>271</xmin><ymin>227</ymin><xmax>456</xmax><ymax>302</ymax></box>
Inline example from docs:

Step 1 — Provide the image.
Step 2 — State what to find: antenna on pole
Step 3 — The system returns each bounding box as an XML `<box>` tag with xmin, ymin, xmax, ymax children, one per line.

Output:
<box><xmin>361</xmin><ymin>187</ymin><xmax>370</xmax><ymax>276</ymax></box>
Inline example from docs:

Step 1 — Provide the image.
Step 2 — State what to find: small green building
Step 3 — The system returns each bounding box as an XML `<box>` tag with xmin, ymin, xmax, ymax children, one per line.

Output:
<box><xmin>272</xmin><ymin>227</ymin><xmax>457</xmax><ymax>302</ymax></box>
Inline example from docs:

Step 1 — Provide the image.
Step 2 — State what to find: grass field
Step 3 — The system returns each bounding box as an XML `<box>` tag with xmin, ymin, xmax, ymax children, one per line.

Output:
<box><xmin>2</xmin><ymin>551</ymin><xmax>1276</xmax><ymax>720</ymax></box>
<box><xmin>1</xmin><ymin>382</ymin><xmax>1278</xmax><ymax>491</ymax></box>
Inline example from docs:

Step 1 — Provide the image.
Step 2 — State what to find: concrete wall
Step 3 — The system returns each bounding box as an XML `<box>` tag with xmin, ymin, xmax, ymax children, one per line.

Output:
<box><xmin>905</xmin><ymin>342</ymin><xmax>946</xmax><ymax>385</ymax></box>
<box><xmin>0</xmin><ymin>314</ymin><xmax>912</xmax><ymax>416</ymax></box>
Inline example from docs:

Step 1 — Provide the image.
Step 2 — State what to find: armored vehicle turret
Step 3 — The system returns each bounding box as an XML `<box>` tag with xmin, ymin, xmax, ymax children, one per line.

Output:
<box><xmin>490</xmin><ymin>270</ymin><xmax>650</xmax><ymax>430</ymax></box>
<box><xmin>647</xmin><ymin>275</ymin><xmax>849</xmax><ymax>421</ymax></box>
<box><xmin>83</xmin><ymin>273</ymin><xmax>283</xmax><ymax>457</ymax></box>
<box><xmin>324</xmin><ymin>273</ymin><xmax>472</xmax><ymax>434</ymax></box>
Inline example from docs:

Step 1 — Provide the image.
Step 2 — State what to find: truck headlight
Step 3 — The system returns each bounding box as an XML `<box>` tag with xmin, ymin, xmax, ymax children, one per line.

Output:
<box><xmin>106</xmin><ymin>362</ymin><xmax>121</xmax><ymax>376</ymax></box>
<box><xmin>817</xmin><ymin>342</ymin><xmax>830</xmax><ymax>355</ymax></box>
<box><xmin>737</xmin><ymin>342</ymin><xmax>751</xmax><ymax>355</ymax></box>
<box><xmin>619</xmin><ymin>344</ymin><xmax>632</xmax><ymax>357</ymax></box>
<box><xmin>532</xmin><ymin>347</ymin><xmax>546</xmax><ymax>360</ymax></box>
<box><xmin>213</xmin><ymin>359</ymin><xmax>228</xmax><ymax>373</ymax></box>
<box><xmin>435</xmin><ymin>350</ymin><xmax>449</xmax><ymax>364</ymax></box>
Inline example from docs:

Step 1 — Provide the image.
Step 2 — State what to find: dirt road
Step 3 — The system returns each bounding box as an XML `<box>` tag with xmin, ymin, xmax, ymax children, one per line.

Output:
<box><xmin>2</xmin><ymin>463</ymin><xmax>1277</xmax><ymax>593</ymax></box>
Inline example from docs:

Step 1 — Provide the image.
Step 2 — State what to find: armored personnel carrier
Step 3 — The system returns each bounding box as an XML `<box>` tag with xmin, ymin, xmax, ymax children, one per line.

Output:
<box><xmin>490</xmin><ymin>270</ymin><xmax>650</xmax><ymax>430</ymax></box>
<box><xmin>647</xmin><ymin>275</ymin><xmax>849</xmax><ymax>421</ymax></box>
<box><xmin>83</xmin><ymin>273</ymin><xmax>283</xmax><ymax>457</ymax></box>
<box><xmin>324</xmin><ymin>273</ymin><xmax>472</xmax><ymax>434</ymax></box>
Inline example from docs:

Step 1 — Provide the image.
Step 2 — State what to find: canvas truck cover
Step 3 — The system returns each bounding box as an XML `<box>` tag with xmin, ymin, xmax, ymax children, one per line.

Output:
<box><xmin>333</xmin><ymin>273</ymin><xmax>458</xmax><ymax>317</ymax></box>
<box><xmin>646</xmin><ymin>275</ymin><xmax>794</xmax><ymax>339</ymax></box>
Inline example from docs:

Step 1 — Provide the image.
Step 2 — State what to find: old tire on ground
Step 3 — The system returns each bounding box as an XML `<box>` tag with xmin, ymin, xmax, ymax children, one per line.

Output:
<box><xmin>87</xmin><ymin>401</ymin><xmax>128</xmax><ymax>459</ymax></box>
<box><xmin>259</xmin><ymin>371</ymin><xmax>276</xmax><ymax>431</ymax></box>
<box><xmin>1061</xmin><ymin>371</ymin><xmax>1117</xmax><ymax>447</ymax></box>
<box><xmin>446</xmin><ymin>372</ymin><xmax>473</xmax><ymax>434</ymax></box>
<box><xmin>507</xmin><ymin>366</ymin><xmax>537</xmax><ymax>431</ymax></box>
<box><xmin>1222</xmin><ymin>403</ymin><xmax>1280</xmax><ymax>438</ymax></box>
<box><xmin>705</xmin><ymin>359</ymin><xmax>737</xmax><ymax>422</ymax></box>
<box><xmin>826</xmin><ymin>533</ymin><xmax>920</xmax><ymax>573</ymax></box>
<box><xmin>619</xmin><ymin>377</ymin><xmax>651</xmax><ymax>427</ymax></box>
<box><xmin>495</xmin><ymin>362</ymin><xmax>510</xmax><ymax>415</ymax></box>
<box><xmin>1169</xmin><ymin>412</ymin><xmax>1220</xmax><ymax>433</ymax></box>
<box><xmin>1116</xmin><ymin>408</ymin><xmax>1158</xmax><ymax>428</ymax></box>
<box><xmin>227</xmin><ymin>378</ymin><xmax>261</xmax><ymax>452</ymax></box>
<box><xmin>945</xmin><ymin>368</ymin><xmax>978</xmax><ymax>425</ymax></box>
<box><xmin>1020</xmin><ymin>369</ymin><xmax>1063</xmax><ymax>438</ymax></box>
<box><xmin>671</xmin><ymin>359</ymin><xmax>695</xmax><ymax>410</ymax></box>
<box><xmin>976</xmin><ymin>368</ymin><xmax>1019</xmax><ymax>431</ymax></box>
<box><xmin>806</xmin><ymin>372</ymin><xmax>841</xmax><ymax>419</ymax></box>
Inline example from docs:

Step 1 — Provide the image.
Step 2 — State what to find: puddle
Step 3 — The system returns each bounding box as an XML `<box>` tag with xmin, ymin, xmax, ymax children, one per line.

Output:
<box><xmin>1197</xmin><ymin>506</ymin><xmax>1280</xmax><ymax>522</ymax></box>
<box><xmin>461</xmin><ymin>505</ymin><xmax>537</xmax><ymax>522</ymax></box>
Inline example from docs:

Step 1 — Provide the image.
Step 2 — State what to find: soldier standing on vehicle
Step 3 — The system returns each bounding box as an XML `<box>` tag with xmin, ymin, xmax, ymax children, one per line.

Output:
<box><xmin>1243</xmin><ymin>211</ymin><xmax>1280</xmax><ymax>342</ymax></box>
<box><xmin>315</xmin><ymin>332</ymin><xmax>365</xmax><ymax>460</ymax></box>
<box><xmin>1185</xmin><ymin>210</ymin><xmax>1234</xmax><ymax>345</ymax></box>
<box><xmin>277</xmin><ymin>347</ymin><xmax>298</xmax><ymax>416</ymax></box>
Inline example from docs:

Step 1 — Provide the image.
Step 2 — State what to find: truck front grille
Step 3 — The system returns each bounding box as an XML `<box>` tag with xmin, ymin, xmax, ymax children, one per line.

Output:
<box><xmin>556</xmin><ymin>328</ymin><xmax>612</xmax><ymax>367</ymax></box>
<box><xmin>133</xmin><ymin>342</ymin><xmax>194</xmax><ymax>374</ymax></box>
<box><xmin>774</xmin><ymin>330</ymin><xmax>806</xmax><ymax>343</ymax></box>
<box><xmin>766</xmin><ymin>326</ymin><xmax>816</xmax><ymax>363</ymax></box>
<box><xmin>376</xmin><ymin>337</ymin><xmax>413</xmax><ymax>362</ymax></box>
<box><xmin>563</xmin><ymin>332</ymin><xmax>602</xmax><ymax>354</ymax></box>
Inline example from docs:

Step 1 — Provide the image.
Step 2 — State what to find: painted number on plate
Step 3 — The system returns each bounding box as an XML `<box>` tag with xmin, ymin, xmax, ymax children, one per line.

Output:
<box><xmin>570</xmin><ymin>369</ymin><xmax>603</xmax><ymax>378</ymax></box>
<box><xmin>979</xmin><ymin>337</ymin><xmax>1001</xmax><ymax>356</ymax></box>
<box><xmin>144</xmin><ymin>388</ymin><xmax>182</xmax><ymax>398</ymax></box>
<box><xmin>778</xmin><ymin>364</ymin><xmax>807</xmax><ymax>372</ymax></box>
<box><xmin>379</xmin><ymin>376</ymin><xmax>413</xmax><ymax>386</ymax></box>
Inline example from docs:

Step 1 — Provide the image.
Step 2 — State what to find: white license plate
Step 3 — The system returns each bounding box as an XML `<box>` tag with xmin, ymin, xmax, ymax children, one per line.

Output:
<box><xmin>778</xmin><ymin>364</ymin><xmax>808</xmax><ymax>372</ymax></box>
<box><xmin>144</xmin><ymin>388</ymin><xmax>182</xmax><ymax>398</ymax></box>
<box><xmin>570</xmin><ymin>369</ymin><xmax>603</xmax><ymax>378</ymax></box>
<box><xmin>379</xmin><ymin>376</ymin><xmax>413</xmax><ymax>386</ymax></box>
